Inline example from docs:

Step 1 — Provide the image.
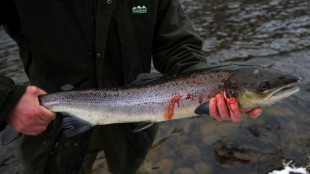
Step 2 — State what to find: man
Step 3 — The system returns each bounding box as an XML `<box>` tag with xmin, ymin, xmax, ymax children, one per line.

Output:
<box><xmin>0</xmin><ymin>0</ymin><xmax>261</xmax><ymax>173</ymax></box>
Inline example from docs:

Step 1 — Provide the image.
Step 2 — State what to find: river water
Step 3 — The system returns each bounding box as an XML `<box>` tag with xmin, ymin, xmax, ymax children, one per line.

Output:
<box><xmin>1</xmin><ymin>0</ymin><xmax>310</xmax><ymax>173</ymax></box>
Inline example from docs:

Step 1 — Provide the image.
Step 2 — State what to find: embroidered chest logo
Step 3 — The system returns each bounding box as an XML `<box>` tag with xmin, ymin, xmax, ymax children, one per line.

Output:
<box><xmin>132</xmin><ymin>6</ymin><xmax>147</xmax><ymax>14</ymax></box>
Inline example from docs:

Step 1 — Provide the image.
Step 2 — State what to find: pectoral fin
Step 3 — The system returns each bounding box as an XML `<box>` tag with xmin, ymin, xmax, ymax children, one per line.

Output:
<box><xmin>194</xmin><ymin>102</ymin><xmax>210</xmax><ymax>115</ymax></box>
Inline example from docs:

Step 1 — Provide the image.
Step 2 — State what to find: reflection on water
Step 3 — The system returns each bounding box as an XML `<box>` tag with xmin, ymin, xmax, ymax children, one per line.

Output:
<box><xmin>1</xmin><ymin>0</ymin><xmax>310</xmax><ymax>173</ymax></box>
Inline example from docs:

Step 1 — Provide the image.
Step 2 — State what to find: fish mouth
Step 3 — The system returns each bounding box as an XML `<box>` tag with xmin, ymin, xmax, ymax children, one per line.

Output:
<box><xmin>263</xmin><ymin>83</ymin><xmax>300</xmax><ymax>101</ymax></box>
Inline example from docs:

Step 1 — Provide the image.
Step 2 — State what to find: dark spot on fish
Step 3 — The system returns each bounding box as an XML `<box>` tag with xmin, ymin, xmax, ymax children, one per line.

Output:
<box><xmin>277</xmin><ymin>76</ymin><xmax>285</xmax><ymax>82</ymax></box>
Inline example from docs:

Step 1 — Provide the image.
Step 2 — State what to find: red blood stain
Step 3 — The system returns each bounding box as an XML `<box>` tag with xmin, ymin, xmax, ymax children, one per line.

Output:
<box><xmin>199</xmin><ymin>95</ymin><xmax>203</xmax><ymax>104</ymax></box>
<box><xmin>217</xmin><ymin>74</ymin><xmax>223</xmax><ymax>79</ymax></box>
<box><xmin>164</xmin><ymin>94</ymin><xmax>182</xmax><ymax>120</ymax></box>
<box><xmin>227</xmin><ymin>97</ymin><xmax>237</xmax><ymax>113</ymax></box>
<box><xmin>185</xmin><ymin>94</ymin><xmax>194</xmax><ymax>101</ymax></box>
<box><xmin>192</xmin><ymin>75</ymin><xmax>203</xmax><ymax>86</ymax></box>
<box><xmin>193</xmin><ymin>75</ymin><xmax>197</xmax><ymax>84</ymax></box>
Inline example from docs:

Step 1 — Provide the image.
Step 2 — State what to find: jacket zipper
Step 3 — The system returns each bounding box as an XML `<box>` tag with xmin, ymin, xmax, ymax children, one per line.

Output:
<box><xmin>70</xmin><ymin>1</ymin><xmax>96</xmax><ymax>174</ymax></box>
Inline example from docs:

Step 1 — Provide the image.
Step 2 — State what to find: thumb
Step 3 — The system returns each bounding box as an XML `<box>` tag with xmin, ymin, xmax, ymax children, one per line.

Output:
<box><xmin>27</xmin><ymin>86</ymin><xmax>47</xmax><ymax>96</ymax></box>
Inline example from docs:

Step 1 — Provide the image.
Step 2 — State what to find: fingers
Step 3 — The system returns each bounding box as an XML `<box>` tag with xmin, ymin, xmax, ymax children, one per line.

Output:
<box><xmin>215</xmin><ymin>94</ymin><xmax>230</xmax><ymax>120</ymax></box>
<box><xmin>209</xmin><ymin>93</ymin><xmax>262</xmax><ymax>123</ymax></box>
<box><xmin>209</xmin><ymin>94</ymin><xmax>239</xmax><ymax>121</ymax></box>
<box><xmin>245</xmin><ymin>108</ymin><xmax>262</xmax><ymax>118</ymax></box>
<box><xmin>32</xmin><ymin>109</ymin><xmax>56</xmax><ymax>129</ymax></box>
<box><xmin>208</xmin><ymin>94</ymin><xmax>242</xmax><ymax>122</ymax></box>
<box><xmin>209</xmin><ymin>98</ymin><xmax>221</xmax><ymax>121</ymax></box>
<box><xmin>22</xmin><ymin>126</ymin><xmax>48</xmax><ymax>136</ymax></box>
<box><xmin>39</xmin><ymin>106</ymin><xmax>56</xmax><ymax>118</ymax></box>
<box><xmin>226</xmin><ymin>97</ymin><xmax>242</xmax><ymax>122</ymax></box>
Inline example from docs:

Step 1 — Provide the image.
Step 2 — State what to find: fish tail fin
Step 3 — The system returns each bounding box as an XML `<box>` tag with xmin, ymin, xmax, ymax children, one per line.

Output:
<box><xmin>62</xmin><ymin>116</ymin><xmax>93</xmax><ymax>137</ymax></box>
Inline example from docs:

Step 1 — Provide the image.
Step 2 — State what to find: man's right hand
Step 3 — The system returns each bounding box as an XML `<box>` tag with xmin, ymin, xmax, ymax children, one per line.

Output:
<box><xmin>6</xmin><ymin>86</ymin><xmax>56</xmax><ymax>136</ymax></box>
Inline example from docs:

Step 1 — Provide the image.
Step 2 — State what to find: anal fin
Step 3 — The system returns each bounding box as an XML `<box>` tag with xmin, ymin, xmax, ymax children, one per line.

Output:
<box><xmin>62</xmin><ymin>116</ymin><xmax>93</xmax><ymax>137</ymax></box>
<box><xmin>133</xmin><ymin>122</ymin><xmax>155</xmax><ymax>133</ymax></box>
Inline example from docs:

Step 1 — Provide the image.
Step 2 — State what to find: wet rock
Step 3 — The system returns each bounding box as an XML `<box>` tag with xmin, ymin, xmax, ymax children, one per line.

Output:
<box><xmin>182</xmin><ymin>122</ymin><xmax>192</xmax><ymax>136</ymax></box>
<box><xmin>179</xmin><ymin>144</ymin><xmax>201</xmax><ymax>161</ymax></box>
<box><xmin>304</xmin><ymin>82</ymin><xmax>310</xmax><ymax>92</ymax></box>
<box><xmin>194</xmin><ymin>162</ymin><xmax>213</xmax><ymax>174</ymax></box>
<box><xmin>174</xmin><ymin>168</ymin><xmax>195</xmax><ymax>174</ymax></box>
<box><xmin>155</xmin><ymin>158</ymin><xmax>174</xmax><ymax>174</ymax></box>
<box><xmin>213</xmin><ymin>139</ymin><xmax>266</xmax><ymax>164</ymax></box>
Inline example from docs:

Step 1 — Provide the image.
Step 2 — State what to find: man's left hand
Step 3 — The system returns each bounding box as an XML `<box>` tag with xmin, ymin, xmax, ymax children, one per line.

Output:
<box><xmin>209</xmin><ymin>93</ymin><xmax>262</xmax><ymax>122</ymax></box>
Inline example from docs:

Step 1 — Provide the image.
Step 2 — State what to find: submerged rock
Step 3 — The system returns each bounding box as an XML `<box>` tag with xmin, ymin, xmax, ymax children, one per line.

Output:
<box><xmin>194</xmin><ymin>162</ymin><xmax>213</xmax><ymax>174</ymax></box>
<box><xmin>174</xmin><ymin>168</ymin><xmax>195</xmax><ymax>174</ymax></box>
<box><xmin>213</xmin><ymin>139</ymin><xmax>266</xmax><ymax>164</ymax></box>
<box><xmin>179</xmin><ymin>144</ymin><xmax>201</xmax><ymax>161</ymax></box>
<box><xmin>155</xmin><ymin>158</ymin><xmax>174</xmax><ymax>174</ymax></box>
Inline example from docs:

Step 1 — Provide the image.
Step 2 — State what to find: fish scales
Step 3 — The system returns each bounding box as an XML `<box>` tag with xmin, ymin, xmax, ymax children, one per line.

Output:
<box><xmin>39</xmin><ymin>69</ymin><xmax>233</xmax><ymax>125</ymax></box>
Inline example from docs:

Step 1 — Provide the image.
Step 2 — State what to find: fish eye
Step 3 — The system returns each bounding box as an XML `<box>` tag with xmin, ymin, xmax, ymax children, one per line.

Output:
<box><xmin>277</xmin><ymin>76</ymin><xmax>285</xmax><ymax>82</ymax></box>
<box><xmin>259</xmin><ymin>81</ymin><xmax>271</xmax><ymax>90</ymax></box>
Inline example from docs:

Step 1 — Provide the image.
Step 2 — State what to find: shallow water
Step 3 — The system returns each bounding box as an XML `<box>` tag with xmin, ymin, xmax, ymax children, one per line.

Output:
<box><xmin>1</xmin><ymin>0</ymin><xmax>310</xmax><ymax>173</ymax></box>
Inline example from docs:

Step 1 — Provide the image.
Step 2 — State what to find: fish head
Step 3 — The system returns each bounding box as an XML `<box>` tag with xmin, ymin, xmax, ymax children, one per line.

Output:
<box><xmin>224</xmin><ymin>65</ymin><xmax>301</xmax><ymax>110</ymax></box>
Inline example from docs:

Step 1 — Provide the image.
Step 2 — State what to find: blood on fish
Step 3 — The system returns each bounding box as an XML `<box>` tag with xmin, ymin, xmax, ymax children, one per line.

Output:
<box><xmin>193</xmin><ymin>75</ymin><xmax>197</xmax><ymax>84</ymax></box>
<box><xmin>199</xmin><ymin>95</ymin><xmax>203</xmax><ymax>104</ymax></box>
<box><xmin>185</xmin><ymin>94</ymin><xmax>194</xmax><ymax>101</ymax></box>
<box><xmin>164</xmin><ymin>94</ymin><xmax>182</xmax><ymax>120</ymax></box>
<box><xmin>227</xmin><ymin>97</ymin><xmax>237</xmax><ymax>113</ymax></box>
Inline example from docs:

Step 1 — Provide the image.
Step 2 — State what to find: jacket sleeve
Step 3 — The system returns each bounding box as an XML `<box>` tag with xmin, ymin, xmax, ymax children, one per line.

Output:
<box><xmin>0</xmin><ymin>1</ymin><xmax>26</xmax><ymax>131</ymax></box>
<box><xmin>152</xmin><ymin>0</ymin><xmax>209</xmax><ymax>75</ymax></box>
<box><xmin>0</xmin><ymin>77</ymin><xmax>26</xmax><ymax>131</ymax></box>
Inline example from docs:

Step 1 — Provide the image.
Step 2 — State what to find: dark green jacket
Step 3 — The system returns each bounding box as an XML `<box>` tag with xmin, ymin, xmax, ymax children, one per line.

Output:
<box><xmin>0</xmin><ymin>0</ymin><xmax>208</xmax><ymax>173</ymax></box>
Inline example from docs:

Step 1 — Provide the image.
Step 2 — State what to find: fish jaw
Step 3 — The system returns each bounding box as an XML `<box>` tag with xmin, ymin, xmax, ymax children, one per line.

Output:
<box><xmin>262</xmin><ymin>83</ymin><xmax>300</xmax><ymax>101</ymax></box>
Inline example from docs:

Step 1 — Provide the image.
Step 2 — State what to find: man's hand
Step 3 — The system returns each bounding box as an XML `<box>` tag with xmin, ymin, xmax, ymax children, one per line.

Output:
<box><xmin>209</xmin><ymin>93</ymin><xmax>262</xmax><ymax>122</ymax></box>
<box><xmin>6</xmin><ymin>86</ymin><xmax>56</xmax><ymax>135</ymax></box>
